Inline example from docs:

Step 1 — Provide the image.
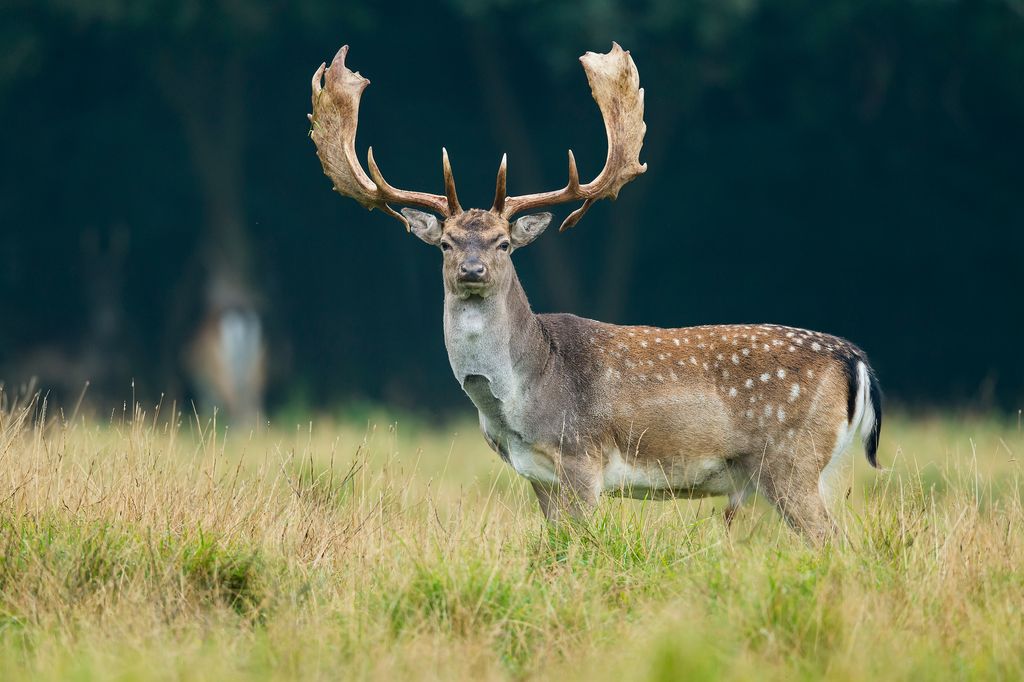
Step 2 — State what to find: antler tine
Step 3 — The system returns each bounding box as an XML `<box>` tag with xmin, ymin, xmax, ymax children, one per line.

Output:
<box><xmin>441</xmin><ymin>148</ymin><xmax>462</xmax><ymax>214</ymax></box>
<box><xmin>566</xmin><ymin>150</ymin><xmax>580</xmax><ymax>192</ymax></box>
<box><xmin>500</xmin><ymin>43</ymin><xmax>647</xmax><ymax>230</ymax></box>
<box><xmin>309</xmin><ymin>45</ymin><xmax>452</xmax><ymax>227</ymax></box>
<box><xmin>491</xmin><ymin>153</ymin><xmax>508</xmax><ymax>214</ymax></box>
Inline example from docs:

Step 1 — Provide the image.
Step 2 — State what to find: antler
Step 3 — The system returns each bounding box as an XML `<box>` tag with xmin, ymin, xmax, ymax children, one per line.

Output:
<box><xmin>493</xmin><ymin>43</ymin><xmax>647</xmax><ymax>231</ymax></box>
<box><xmin>309</xmin><ymin>46</ymin><xmax>461</xmax><ymax>230</ymax></box>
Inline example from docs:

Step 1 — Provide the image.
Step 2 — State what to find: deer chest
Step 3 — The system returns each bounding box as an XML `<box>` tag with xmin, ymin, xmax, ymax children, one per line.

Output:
<box><xmin>461</xmin><ymin>374</ymin><xmax>557</xmax><ymax>485</ymax></box>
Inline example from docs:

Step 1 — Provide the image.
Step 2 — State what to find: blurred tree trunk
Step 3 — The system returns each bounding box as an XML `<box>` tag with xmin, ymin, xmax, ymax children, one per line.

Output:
<box><xmin>155</xmin><ymin>49</ymin><xmax>250</xmax><ymax>278</ymax></box>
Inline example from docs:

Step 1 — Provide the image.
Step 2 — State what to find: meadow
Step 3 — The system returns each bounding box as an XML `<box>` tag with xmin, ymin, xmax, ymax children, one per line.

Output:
<box><xmin>0</xmin><ymin>394</ymin><xmax>1022</xmax><ymax>681</ymax></box>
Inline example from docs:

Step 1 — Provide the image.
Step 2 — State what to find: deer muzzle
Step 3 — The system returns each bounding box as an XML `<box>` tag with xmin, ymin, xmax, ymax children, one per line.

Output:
<box><xmin>457</xmin><ymin>258</ymin><xmax>489</xmax><ymax>284</ymax></box>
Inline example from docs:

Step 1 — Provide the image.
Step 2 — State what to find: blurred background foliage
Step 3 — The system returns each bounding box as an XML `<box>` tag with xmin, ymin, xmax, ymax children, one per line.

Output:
<box><xmin>0</xmin><ymin>0</ymin><xmax>1021</xmax><ymax>416</ymax></box>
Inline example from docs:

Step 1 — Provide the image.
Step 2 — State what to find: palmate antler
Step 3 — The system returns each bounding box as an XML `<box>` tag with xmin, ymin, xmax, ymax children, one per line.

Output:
<box><xmin>494</xmin><ymin>42</ymin><xmax>647</xmax><ymax>231</ymax></box>
<box><xmin>308</xmin><ymin>46</ymin><xmax>461</xmax><ymax>231</ymax></box>
<box><xmin>309</xmin><ymin>43</ymin><xmax>646</xmax><ymax>232</ymax></box>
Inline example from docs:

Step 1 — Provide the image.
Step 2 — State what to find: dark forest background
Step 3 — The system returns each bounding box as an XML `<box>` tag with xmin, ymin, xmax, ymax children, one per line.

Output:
<box><xmin>0</xmin><ymin>0</ymin><xmax>1022</xmax><ymax>417</ymax></box>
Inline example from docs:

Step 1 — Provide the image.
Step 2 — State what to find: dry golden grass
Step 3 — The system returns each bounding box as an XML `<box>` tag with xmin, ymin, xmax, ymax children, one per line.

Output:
<box><xmin>0</xmin><ymin>394</ymin><xmax>1022</xmax><ymax>680</ymax></box>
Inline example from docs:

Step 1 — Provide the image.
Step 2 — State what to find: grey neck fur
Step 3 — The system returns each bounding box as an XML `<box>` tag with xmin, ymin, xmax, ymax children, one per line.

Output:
<box><xmin>443</xmin><ymin>272</ymin><xmax>549</xmax><ymax>405</ymax></box>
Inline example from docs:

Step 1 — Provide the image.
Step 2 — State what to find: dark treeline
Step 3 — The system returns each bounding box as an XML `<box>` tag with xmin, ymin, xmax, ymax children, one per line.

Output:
<box><xmin>1</xmin><ymin>0</ymin><xmax>1022</xmax><ymax>416</ymax></box>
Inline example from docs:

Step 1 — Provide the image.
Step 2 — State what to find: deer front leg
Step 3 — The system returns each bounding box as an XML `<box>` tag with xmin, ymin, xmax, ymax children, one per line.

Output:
<box><xmin>529</xmin><ymin>453</ymin><xmax>600</xmax><ymax>525</ymax></box>
<box><xmin>530</xmin><ymin>481</ymin><xmax>562</xmax><ymax>522</ymax></box>
<box><xmin>723</xmin><ymin>482</ymin><xmax>754</xmax><ymax>530</ymax></box>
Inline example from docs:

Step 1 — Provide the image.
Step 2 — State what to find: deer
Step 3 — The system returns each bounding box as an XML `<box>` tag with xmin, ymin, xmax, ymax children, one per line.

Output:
<box><xmin>184</xmin><ymin>273</ymin><xmax>267</xmax><ymax>426</ymax></box>
<box><xmin>307</xmin><ymin>43</ymin><xmax>883</xmax><ymax>544</ymax></box>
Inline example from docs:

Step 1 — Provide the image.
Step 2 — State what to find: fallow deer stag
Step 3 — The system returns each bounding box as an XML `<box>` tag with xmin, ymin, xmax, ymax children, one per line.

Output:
<box><xmin>308</xmin><ymin>44</ymin><xmax>882</xmax><ymax>543</ymax></box>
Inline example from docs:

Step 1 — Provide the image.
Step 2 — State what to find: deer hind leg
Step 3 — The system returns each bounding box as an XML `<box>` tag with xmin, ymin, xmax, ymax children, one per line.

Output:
<box><xmin>754</xmin><ymin>452</ymin><xmax>838</xmax><ymax>545</ymax></box>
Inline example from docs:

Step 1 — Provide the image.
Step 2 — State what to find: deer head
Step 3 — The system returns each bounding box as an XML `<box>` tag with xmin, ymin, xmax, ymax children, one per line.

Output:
<box><xmin>308</xmin><ymin>43</ymin><xmax>647</xmax><ymax>299</ymax></box>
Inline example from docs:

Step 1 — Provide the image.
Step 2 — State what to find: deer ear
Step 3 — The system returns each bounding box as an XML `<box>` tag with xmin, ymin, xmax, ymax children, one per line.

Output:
<box><xmin>401</xmin><ymin>208</ymin><xmax>442</xmax><ymax>245</ymax></box>
<box><xmin>509</xmin><ymin>212</ymin><xmax>552</xmax><ymax>248</ymax></box>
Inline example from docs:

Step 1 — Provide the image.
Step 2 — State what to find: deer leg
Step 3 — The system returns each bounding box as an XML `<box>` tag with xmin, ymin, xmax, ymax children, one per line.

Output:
<box><xmin>755</xmin><ymin>457</ymin><xmax>837</xmax><ymax>546</ymax></box>
<box><xmin>530</xmin><ymin>481</ymin><xmax>561</xmax><ymax>523</ymax></box>
<box><xmin>723</xmin><ymin>485</ymin><xmax>752</xmax><ymax>530</ymax></box>
<box><xmin>530</xmin><ymin>459</ymin><xmax>599</xmax><ymax>525</ymax></box>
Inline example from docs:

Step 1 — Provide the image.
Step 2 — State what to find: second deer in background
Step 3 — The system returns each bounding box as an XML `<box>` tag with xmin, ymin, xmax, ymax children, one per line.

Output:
<box><xmin>185</xmin><ymin>273</ymin><xmax>266</xmax><ymax>427</ymax></box>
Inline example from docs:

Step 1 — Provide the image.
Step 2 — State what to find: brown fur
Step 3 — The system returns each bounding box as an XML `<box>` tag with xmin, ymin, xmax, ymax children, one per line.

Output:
<box><xmin>517</xmin><ymin>315</ymin><xmax>868</xmax><ymax>543</ymax></box>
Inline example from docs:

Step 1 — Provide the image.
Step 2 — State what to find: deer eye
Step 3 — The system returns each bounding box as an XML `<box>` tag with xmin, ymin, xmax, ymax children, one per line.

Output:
<box><xmin>497</xmin><ymin>241</ymin><xmax>510</xmax><ymax>252</ymax></box>
<box><xmin>440</xmin><ymin>241</ymin><xmax>452</xmax><ymax>252</ymax></box>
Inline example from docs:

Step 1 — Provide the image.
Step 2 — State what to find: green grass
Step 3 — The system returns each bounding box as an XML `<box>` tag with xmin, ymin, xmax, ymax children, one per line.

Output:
<box><xmin>0</xmin><ymin>399</ymin><xmax>1022</xmax><ymax>680</ymax></box>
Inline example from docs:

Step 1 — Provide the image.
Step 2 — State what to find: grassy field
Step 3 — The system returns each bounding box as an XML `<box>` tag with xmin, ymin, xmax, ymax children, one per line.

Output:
<box><xmin>0</xmin><ymin>396</ymin><xmax>1022</xmax><ymax>681</ymax></box>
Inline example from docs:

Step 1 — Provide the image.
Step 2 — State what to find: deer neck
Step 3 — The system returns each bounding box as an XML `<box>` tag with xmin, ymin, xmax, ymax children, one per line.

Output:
<box><xmin>443</xmin><ymin>272</ymin><xmax>548</xmax><ymax>404</ymax></box>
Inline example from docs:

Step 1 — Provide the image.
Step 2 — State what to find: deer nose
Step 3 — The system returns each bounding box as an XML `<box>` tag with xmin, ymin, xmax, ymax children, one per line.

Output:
<box><xmin>458</xmin><ymin>259</ymin><xmax>488</xmax><ymax>282</ymax></box>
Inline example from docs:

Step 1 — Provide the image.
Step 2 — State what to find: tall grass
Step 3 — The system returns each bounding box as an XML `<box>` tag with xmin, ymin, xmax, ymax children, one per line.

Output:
<box><xmin>0</xmin><ymin>394</ymin><xmax>1022</xmax><ymax>680</ymax></box>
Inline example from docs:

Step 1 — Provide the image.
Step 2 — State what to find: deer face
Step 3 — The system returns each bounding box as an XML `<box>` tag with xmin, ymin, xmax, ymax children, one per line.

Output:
<box><xmin>402</xmin><ymin>208</ymin><xmax>551</xmax><ymax>299</ymax></box>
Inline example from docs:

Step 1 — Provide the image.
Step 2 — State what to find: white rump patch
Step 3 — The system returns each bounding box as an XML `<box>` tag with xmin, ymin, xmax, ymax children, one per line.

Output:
<box><xmin>818</xmin><ymin>361</ymin><xmax>876</xmax><ymax>503</ymax></box>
